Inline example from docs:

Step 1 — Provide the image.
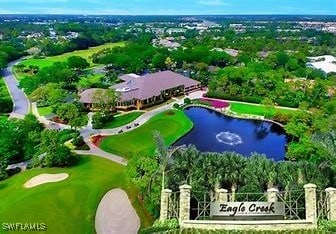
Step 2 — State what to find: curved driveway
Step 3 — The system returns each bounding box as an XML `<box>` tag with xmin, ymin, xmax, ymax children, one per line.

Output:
<box><xmin>1</xmin><ymin>60</ymin><xmax>30</xmax><ymax>117</ymax></box>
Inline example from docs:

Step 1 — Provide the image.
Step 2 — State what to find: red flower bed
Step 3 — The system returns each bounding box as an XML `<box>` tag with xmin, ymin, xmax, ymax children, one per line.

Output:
<box><xmin>199</xmin><ymin>98</ymin><xmax>230</xmax><ymax>109</ymax></box>
<box><xmin>91</xmin><ymin>135</ymin><xmax>104</xmax><ymax>147</ymax></box>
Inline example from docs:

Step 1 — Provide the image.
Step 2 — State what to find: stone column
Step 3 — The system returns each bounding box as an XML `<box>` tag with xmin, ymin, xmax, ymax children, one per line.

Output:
<box><xmin>267</xmin><ymin>188</ymin><xmax>279</xmax><ymax>202</ymax></box>
<box><xmin>304</xmin><ymin>183</ymin><xmax>317</xmax><ymax>224</ymax></box>
<box><xmin>160</xmin><ymin>189</ymin><xmax>172</xmax><ymax>221</ymax></box>
<box><xmin>217</xmin><ymin>189</ymin><xmax>228</xmax><ymax>203</ymax></box>
<box><xmin>326</xmin><ymin>187</ymin><xmax>336</xmax><ymax>221</ymax></box>
<box><xmin>179</xmin><ymin>184</ymin><xmax>191</xmax><ymax>223</ymax></box>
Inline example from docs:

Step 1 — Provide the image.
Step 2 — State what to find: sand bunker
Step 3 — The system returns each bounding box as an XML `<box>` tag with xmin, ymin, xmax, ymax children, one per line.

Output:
<box><xmin>95</xmin><ymin>189</ymin><xmax>140</xmax><ymax>234</ymax></box>
<box><xmin>24</xmin><ymin>173</ymin><xmax>69</xmax><ymax>188</ymax></box>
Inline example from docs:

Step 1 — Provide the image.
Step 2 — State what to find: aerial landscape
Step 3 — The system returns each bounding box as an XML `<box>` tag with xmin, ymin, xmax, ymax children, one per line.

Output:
<box><xmin>0</xmin><ymin>0</ymin><xmax>336</xmax><ymax>233</ymax></box>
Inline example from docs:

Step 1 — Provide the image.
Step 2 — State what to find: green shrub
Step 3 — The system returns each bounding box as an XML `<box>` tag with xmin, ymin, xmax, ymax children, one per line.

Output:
<box><xmin>206</xmin><ymin>91</ymin><xmax>262</xmax><ymax>104</ymax></box>
<box><xmin>140</xmin><ymin>219</ymin><xmax>179</xmax><ymax>234</ymax></box>
<box><xmin>184</xmin><ymin>98</ymin><xmax>191</xmax><ymax>104</ymax></box>
<box><xmin>173</xmin><ymin>103</ymin><xmax>181</xmax><ymax>109</ymax></box>
<box><xmin>58</xmin><ymin>130</ymin><xmax>80</xmax><ymax>143</ymax></box>
<box><xmin>92</xmin><ymin>112</ymin><xmax>114</xmax><ymax>129</ymax></box>
<box><xmin>59</xmin><ymin>133</ymin><xmax>79</xmax><ymax>143</ymax></box>
<box><xmin>319</xmin><ymin>220</ymin><xmax>336</xmax><ymax>232</ymax></box>
<box><xmin>72</xmin><ymin>136</ymin><xmax>85</xmax><ymax>147</ymax></box>
<box><xmin>75</xmin><ymin>144</ymin><xmax>90</xmax><ymax>150</ymax></box>
<box><xmin>0</xmin><ymin>98</ymin><xmax>12</xmax><ymax>113</ymax></box>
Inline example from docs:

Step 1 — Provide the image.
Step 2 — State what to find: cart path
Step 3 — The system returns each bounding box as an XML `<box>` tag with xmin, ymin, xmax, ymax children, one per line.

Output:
<box><xmin>1</xmin><ymin>59</ymin><xmax>30</xmax><ymax>117</ymax></box>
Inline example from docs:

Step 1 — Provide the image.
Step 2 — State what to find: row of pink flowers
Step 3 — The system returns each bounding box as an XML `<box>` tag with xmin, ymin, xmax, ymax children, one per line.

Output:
<box><xmin>199</xmin><ymin>98</ymin><xmax>230</xmax><ymax>109</ymax></box>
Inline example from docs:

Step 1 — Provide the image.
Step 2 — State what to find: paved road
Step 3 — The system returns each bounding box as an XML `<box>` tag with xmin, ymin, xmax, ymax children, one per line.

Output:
<box><xmin>1</xmin><ymin>60</ymin><xmax>30</xmax><ymax>116</ymax></box>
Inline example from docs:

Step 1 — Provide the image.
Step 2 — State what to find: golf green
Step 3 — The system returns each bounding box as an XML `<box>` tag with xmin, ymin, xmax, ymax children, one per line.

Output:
<box><xmin>0</xmin><ymin>155</ymin><xmax>152</xmax><ymax>233</ymax></box>
<box><xmin>19</xmin><ymin>42</ymin><xmax>125</xmax><ymax>69</ymax></box>
<box><xmin>99</xmin><ymin>110</ymin><xmax>193</xmax><ymax>158</ymax></box>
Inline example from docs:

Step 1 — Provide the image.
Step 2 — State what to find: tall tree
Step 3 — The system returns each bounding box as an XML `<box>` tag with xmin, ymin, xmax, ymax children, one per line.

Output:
<box><xmin>92</xmin><ymin>89</ymin><xmax>119</xmax><ymax>112</ymax></box>
<box><xmin>67</xmin><ymin>56</ymin><xmax>90</xmax><ymax>71</ymax></box>
<box><xmin>151</xmin><ymin>131</ymin><xmax>183</xmax><ymax>191</ymax></box>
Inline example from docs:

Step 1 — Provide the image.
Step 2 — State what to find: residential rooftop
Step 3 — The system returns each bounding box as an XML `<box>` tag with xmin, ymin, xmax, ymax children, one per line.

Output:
<box><xmin>307</xmin><ymin>55</ymin><xmax>336</xmax><ymax>74</ymax></box>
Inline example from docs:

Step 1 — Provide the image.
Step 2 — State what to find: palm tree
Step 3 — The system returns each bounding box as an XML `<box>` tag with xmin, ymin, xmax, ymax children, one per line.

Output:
<box><xmin>312</xmin><ymin>131</ymin><xmax>336</xmax><ymax>171</ymax></box>
<box><xmin>151</xmin><ymin>131</ymin><xmax>184</xmax><ymax>191</ymax></box>
<box><xmin>222</xmin><ymin>152</ymin><xmax>247</xmax><ymax>201</ymax></box>
<box><xmin>243</xmin><ymin>154</ymin><xmax>277</xmax><ymax>191</ymax></box>
<box><xmin>174</xmin><ymin>145</ymin><xmax>200</xmax><ymax>185</ymax></box>
<box><xmin>277</xmin><ymin>161</ymin><xmax>297</xmax><ymax>199</ymax></box>
<box><xmin>296</xmin><ymin>161</ymin><xmax>328</xmax><ymax>189</ymax></box>
<box><xmin>202</xmin><ymin>153</ymin><xmax>223</xmax><ymax>200</ymax></box>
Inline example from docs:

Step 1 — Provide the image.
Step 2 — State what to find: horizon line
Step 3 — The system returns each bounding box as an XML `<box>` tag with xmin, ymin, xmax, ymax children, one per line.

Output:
<box><xmin>0</xmin><ymin>13</ymin><xmax>336</xmax><ymax>16</ymax></box>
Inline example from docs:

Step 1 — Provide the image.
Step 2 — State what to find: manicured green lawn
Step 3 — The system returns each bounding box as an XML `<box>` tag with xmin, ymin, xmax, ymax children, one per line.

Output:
<box><xmin>0</xmin><ymin>115</ymin><xmax>8</xmax><ymax>122</ymax></box>
<box><xmin>100</xmin><ymin>110</ymin><xmax>193</xmax><ymax>158</ymax></box>
<box><xmin>19</xmin><ymin>42</ymin><xmax>125</xmax><ymax>68</ymax></box>
<box><xmin>38</xmin><ymin>105</ymin><xmax>54</xmax><ymax>116</ymax></box>
<box><xmin>102</xmin><ymin>112</ymin><xmax>145</xmax><ymax>129</ymax></box>
<box><xmin>0</xmin><ymin>156</ymin><xmax>153</xmax><ymax>234</ymax></box>
<box><xmin>230</xmin><ymin>103</ymin><xmax>297</xmax><ymax>117</ymax></box>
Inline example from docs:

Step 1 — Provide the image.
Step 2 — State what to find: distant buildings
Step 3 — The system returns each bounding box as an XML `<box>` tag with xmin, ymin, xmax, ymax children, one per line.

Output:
<box><xmin>224</xmin><ymin>48</ymin><xmax>240</xmax><ymax>57</ymax></box>
<box><xmin>299</xmin><ymin>21</ymin><xmax>336</xmax><ymax>34</ymax></box>
<box><xmin>166</xmin><ymin>28</ymin><xmax>187</xmax><ymax>35</ymax></box>
<box><xmin>229</xmin><ymin>23</ymin><xmax>246</xmax><ymax>33</ymax></box>
<box><xmin>152</xmin><ymin>37</ymin><xmax>181</xmax><ymax>50</ymax></box>
<box><xmin>307</xmin><ymin>55</ymin><xmax>336</xmax><ymax>74</ymax></box>
<box><xmin>80</xmin><ymin>71</ymin><xmax>201</xmax><ymax>110</ymax></box>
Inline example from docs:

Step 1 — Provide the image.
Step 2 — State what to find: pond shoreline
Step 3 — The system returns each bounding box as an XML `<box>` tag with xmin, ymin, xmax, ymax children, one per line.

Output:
<box><xmin>176</xmin><ymin>105</ymin><xmax>288</xmax><ymax>161</ymax></box>
<box><xmin>183</xmin><ymin>104</ymin><xmax>285</xmax><ymax>128</ymax></box>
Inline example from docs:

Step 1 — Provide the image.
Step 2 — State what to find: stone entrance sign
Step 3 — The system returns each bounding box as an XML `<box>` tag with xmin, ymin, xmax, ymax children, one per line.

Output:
<box><xmin>210</xmin><ymin>202</ymin><xmax>285</xmax><ymax>219</ymax></box>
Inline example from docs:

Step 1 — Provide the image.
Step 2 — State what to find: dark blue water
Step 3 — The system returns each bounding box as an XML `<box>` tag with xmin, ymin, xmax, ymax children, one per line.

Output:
<box><xmin>174</xmin><ymin>107</ymin><xmax>288</xmax><ymax>161</ymax></box>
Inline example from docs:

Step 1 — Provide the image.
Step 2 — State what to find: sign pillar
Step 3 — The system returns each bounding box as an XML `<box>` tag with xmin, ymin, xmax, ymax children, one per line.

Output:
<box><xmin>217</xmin><ymin>189</ymin><xmax>228</xmax><ymax>203</ymax></box>
<box><xmin>160</xmin><ymin>189</ymin><xmax>172</xmax><ymax>221</ymax></box>
<box><xmin>326</xmin><ymin>187</ymin><xmax>336</xmax><ymax>221</ymax></box>
<box><xmin>304</xmin><ymin>183</ymin><xmax>317</xmax><ymax>224</ymax></box>
<box><xmin>179</xmin><ymin>184</ymin><xmax>191</xmax><ymax>223</ymax></box>
<box><xmin>267</xmin><ymin>188</ymin><xmax>279</xmax><ymax>202</ymax></box>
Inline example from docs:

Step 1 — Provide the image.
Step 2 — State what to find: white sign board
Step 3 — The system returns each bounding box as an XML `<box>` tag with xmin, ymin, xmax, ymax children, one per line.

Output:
<box><xmin>210</xmin><ymin>202</ymin><xmax>285</xmax><ymax>218</ymax></box>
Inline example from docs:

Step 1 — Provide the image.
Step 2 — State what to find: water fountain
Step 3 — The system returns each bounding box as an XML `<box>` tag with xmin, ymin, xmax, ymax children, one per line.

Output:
<box><xmin>215</xmin><ymin>131</ymin><xmax>243</xmax><ymax>146</ymax></box>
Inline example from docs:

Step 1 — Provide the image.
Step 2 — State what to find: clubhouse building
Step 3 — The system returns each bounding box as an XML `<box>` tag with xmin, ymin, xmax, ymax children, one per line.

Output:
<box><xmin>79</xmin><ymin>70</ymin><xmax>201</xmax><ymax>110</ymax></box>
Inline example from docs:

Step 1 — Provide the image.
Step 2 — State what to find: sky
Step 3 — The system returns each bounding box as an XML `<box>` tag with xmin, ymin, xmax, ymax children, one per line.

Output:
<box><xmin>0</xmin><ymin>0</ymin><xmax>335</xmax><ymax>15</ymax></box>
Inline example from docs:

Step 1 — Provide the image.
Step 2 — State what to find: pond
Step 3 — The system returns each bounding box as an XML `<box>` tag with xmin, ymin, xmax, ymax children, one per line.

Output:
<box><xmin>174</xmin><ymin>107</ymin><xmax>289</xmax><ymax>161</ymax></box>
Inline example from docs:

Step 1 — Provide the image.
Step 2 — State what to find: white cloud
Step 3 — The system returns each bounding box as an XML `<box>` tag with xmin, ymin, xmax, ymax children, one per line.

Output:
<box><xmin>198</xmin><ymin>0</ymin><xmax>227</xmax><ymax>6</ymax></box>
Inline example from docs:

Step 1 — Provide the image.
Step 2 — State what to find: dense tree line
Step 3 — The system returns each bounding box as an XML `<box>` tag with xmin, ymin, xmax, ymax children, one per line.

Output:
<box><xmin>0</xmin><ymin>115</ymin><xmax>77</xmax><ymax>180</ymax></box>
<box><xmin>0</xmin><ymin>42</ymin><xmax>25</xmax><ymax>69</ymax></box>
<box><xmin>91</xmin><ymin>39</ymin><xmax>232</xmax><ymax>75</ymax></box>
<box><xmin>19</xmin><ymin>59</ymin><xmax>81</xmax><ymax>94</ymax></box>
<box><xmin>284</xmin><ymin>97</ymin><xmax>336</xmax><ymax>162</ymax></box>
<box><xmin>207</xmin><ymin>59</ymin><xmax>328</xmax><ymax>108</ymax></box>
<box><xmin>0</xmin><ymin>21</ymin><xmax>137</xmax><ymax>58</ymax></box>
